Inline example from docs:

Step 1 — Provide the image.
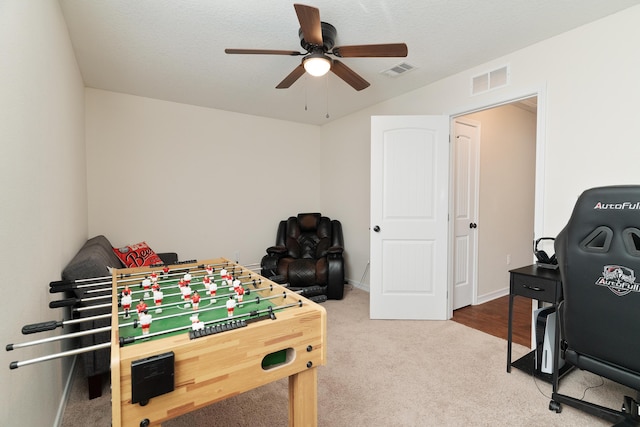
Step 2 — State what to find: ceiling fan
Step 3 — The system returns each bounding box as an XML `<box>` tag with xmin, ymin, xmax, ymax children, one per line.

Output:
<box><xmin>225</xmin><ymin>3</ymin><xmax>408</xmax><ymax>91</ymax></box>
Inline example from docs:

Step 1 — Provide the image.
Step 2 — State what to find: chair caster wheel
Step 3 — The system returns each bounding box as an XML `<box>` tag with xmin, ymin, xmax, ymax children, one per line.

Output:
<box><xmin>549</xmin><ymin>400</ymin><xmax>562</xmax><ymax>413</ymax></box>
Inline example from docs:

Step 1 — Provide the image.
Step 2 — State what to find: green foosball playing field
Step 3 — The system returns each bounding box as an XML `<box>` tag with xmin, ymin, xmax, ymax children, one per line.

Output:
<box><xmin>115</xmin><ymin>262</ymin><xmax>296</xmax><ymax>346</ymax></box>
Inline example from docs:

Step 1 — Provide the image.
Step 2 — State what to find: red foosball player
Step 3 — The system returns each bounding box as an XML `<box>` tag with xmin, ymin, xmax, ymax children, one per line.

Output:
<box><xmin>235</xmin><ymin>286</ymin><xmax>245</xmax><ymax>308</ymax></box>
<box><xmin>136</xmin><ymin>299</ymin><xmax>148</xmax><ymax>316</ymax></box>
<box><xmin>153</xmin><ymin>288</ymin><xmax>164</xmax><ymax>313</ymax></box>
<box><xmin>226</xmin><ymin>295</ymin><xmax>236</xmax><ymax>317</ymax></box>
<box><xmin>191</xmin><ymin>290</ymin><xmax>200</xmax><ymax>311</ymax></box>
<box><xmin>150</xmin><ymin>271</ymin><xmax>158</xmax><ymax>283</ymax></box>
<box><xmin>183</xmin><ymin>272</ymin><xmax>192</xmax><ymax>285</ymax></box>
<box><xmin>139</xmin><ymin>310</ymin><xmax>152</xmax><ymax>336</ymax></box>
<box><xmin>162</xmin><ymin>265</ymin><xmax>170</xmax><ymax>278</ymax></box>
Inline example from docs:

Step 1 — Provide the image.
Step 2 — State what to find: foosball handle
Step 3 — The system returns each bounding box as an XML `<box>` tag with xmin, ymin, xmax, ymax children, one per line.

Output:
<box><xmin>49</xmin><ymin>279</ymin><xmax>72</xmax><ymax>288</ymax></box>
<box><xmin>49</xmin><ymin>284</ymin><xmax>76</xmax><ymax>293</ymax></box>
<box><xmin>22</xmin><ymin>320</ymin><xmax>62</xmax><ymax>334</ymax></box>
<box><xmin>49</xmin><ymin>298</ymin><xmax>79</xmax><ymax>309</ymax></box>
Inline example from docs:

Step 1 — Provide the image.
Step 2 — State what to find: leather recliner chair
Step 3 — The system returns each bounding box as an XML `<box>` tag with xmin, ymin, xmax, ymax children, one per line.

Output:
<box><xmin>261</xmin><ymin>213</ymin><xmax>345</xmax><ymax>300</ymax></box>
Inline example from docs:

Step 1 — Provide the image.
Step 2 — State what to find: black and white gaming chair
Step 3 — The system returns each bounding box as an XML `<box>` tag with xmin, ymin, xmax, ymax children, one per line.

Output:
<box><xmin>551</xmin><ymin>185</ymin><xmax>640</xmax><ymax>425</ymax></box>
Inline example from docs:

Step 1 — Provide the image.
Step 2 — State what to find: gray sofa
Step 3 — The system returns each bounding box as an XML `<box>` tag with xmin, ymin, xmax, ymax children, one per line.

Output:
<box><xmin>60</xmin><ymin>235</ymin><xmax>177</xmax><ymax>399</ymax></box>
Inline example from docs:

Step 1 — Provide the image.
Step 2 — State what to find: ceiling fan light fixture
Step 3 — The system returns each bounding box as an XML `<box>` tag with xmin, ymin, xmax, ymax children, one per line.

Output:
<box><xmin>303</xmin><ymin>53</ymin><xmax>331</xmax><ymax>77</ymax></box>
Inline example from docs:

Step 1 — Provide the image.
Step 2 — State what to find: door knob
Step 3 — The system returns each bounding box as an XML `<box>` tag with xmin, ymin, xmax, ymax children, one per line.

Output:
<box><xmin>373</xmin><ymin>225</ymin><xmax>381</xmax><ymax>232</ymax></box>
<box><xmin>469</xmin><ymin>223</ymin><xmax>477</xmax><ymax>229</ymax></box>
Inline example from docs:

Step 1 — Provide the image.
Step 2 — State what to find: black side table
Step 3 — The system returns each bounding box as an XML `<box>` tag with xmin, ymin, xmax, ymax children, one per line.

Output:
<box><xmin>507</xmin><ymin>264</ymin><xmax>571</xmax><ymax>385</ymax></box>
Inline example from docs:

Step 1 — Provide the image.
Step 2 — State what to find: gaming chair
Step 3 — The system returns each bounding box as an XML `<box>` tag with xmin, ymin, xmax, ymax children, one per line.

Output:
<box><xmin>550</xmin><ymin>185</ymin><xmax>640</xmax><ymax>424</ymax></box>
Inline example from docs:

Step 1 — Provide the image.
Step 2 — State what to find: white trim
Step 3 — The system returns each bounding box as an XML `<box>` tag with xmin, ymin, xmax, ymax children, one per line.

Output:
<box><xmin>476</xmin><ymin>287</ymin><xmax>510</xmax><ymax>305</ymax></box>
<box><xmin>445</xmin><ymin>83</ymin><xmax>547</xmax><ymax>317</ymax></box>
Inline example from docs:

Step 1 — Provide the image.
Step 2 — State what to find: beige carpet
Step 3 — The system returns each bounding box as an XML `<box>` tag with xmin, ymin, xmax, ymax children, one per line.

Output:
<box><xmin>61</xmin><ymin>286</ymin><xmax>632</xmax><ymax>426</ymax></box>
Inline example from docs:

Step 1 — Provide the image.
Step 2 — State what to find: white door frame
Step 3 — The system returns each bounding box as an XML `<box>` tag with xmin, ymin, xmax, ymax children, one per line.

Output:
<box><xmin>445</xmin><ymin>84</ymin><xmax>547</xmax><ymax>318</ymax></box>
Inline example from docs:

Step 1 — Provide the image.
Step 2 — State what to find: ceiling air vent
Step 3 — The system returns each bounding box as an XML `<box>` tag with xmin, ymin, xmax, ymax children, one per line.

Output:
<box><xmin>471</xmin><ymin>65</ymin><xmax>510</xmax><ymax>95</ymax></box>
<box><xmin>381</xmin><ymin>62</ymin><xmax>416</xmax><ymax>77</ymax></box>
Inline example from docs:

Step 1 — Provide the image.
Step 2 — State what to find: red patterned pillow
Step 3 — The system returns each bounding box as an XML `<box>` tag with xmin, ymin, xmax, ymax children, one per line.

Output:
<box><xmin>113</xmin><ymin>241</ymin><xmax>163</xmax><ymax>268</ymax></box>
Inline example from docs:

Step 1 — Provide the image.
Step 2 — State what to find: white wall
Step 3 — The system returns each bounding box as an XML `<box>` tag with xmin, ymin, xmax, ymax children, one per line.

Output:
<box><xmin>0</xmin><ymin>1</ymin><xmax>86</xmax><ymax>426</ymax></box>
<box><xmin>85</xmin><ymin>89</ymin><xmax>322</xmax><ymax>265</ymax></box>
<box><xmin>321</xmin><ymin>5</ymin><xmax>640</xmax><ymax>291</ymax></box>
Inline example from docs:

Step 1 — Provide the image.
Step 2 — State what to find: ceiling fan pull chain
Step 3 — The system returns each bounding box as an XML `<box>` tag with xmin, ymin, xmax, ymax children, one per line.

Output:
<box><xmin>325</xmin><ymin>75</ymin><xmax>330</xmax><ymax>119</ymax></box>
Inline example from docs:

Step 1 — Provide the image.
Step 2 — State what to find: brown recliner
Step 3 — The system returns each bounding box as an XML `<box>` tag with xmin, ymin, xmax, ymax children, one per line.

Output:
<box><xmin>261</xmin><ymin>213</ymin><xmax>345</xmax><ymax>300</ymax></box>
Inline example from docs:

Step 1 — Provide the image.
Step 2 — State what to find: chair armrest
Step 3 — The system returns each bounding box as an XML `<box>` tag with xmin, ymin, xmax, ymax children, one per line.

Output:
<box><xmin>328</xmin><ymin>246</ymin><xmax>344</xmax><ymax>256</ymax></box>
<box><xmin>266</xmin><ymin>246</ymin><xmax>287</xmax><ymax>256</ymax></box>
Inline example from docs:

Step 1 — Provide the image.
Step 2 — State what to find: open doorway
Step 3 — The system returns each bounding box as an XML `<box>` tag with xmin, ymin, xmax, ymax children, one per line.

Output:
<box><xmin>452</xmin><ymin>96</ymin><xmax>537</xmax><ymax>344</ymax></box>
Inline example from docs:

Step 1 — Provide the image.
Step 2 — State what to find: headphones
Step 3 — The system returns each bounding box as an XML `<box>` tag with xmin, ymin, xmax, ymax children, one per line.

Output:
<box><xmin>534</xmin><ymin>237</ymin><xmax>557</xmax><ymax>265</ymax></box>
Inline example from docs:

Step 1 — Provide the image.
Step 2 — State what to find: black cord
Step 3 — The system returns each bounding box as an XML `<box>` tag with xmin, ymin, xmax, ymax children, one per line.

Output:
<box><xmin>531</xmin><ymin>364</ymin><xmax>604</xmax><ymax>401</ymax></box>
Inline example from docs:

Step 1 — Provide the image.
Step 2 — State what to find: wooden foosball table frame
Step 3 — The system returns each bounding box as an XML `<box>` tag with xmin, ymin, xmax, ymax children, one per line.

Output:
<box><xmin>110</xmin><ymin>258</ymin><xmax>327</xmax><ymax>427</ymax></box>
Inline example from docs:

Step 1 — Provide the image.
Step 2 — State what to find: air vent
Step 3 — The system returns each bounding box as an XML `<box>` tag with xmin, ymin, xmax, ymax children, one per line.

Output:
<box><xmin>471</xmin><ymin>65</ymin><xmax>510</xmax><ymax>95</ymax></box>
<box><xmin>380</xmin><ymin>62</ymin><xmax>416</xmax><ymax>77</ymax></box>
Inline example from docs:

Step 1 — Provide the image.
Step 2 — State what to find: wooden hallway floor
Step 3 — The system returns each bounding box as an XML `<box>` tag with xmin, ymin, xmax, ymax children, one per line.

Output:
<box><xmin>452</xmin><ymin>294</ymin><xmax>531</xmax><ymax>348</ymax></box>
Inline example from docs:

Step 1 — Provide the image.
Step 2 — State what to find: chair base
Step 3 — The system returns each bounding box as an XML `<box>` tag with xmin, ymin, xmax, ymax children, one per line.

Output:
<box><xmin>550</xmin><ymin>392</ymin><xmax>640</xmax><ymax>426</ymax></box>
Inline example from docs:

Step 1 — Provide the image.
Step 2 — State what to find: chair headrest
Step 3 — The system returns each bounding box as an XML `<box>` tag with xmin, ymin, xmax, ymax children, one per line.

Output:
<box><xmin>297</xmin><ymin>213</ymin><xmax>321</xmax><ymax>232</ymax></box>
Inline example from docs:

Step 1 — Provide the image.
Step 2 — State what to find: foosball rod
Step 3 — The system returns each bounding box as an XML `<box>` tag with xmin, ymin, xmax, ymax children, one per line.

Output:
<box><xmin>19</xmin><ymin>283</ymin><xmax>282</xmax><ymax>339</ymax></box>
<box><xmin>48</xmin><ymin>260</ymin><xmax>236</xmax><ymax>289</ymax></box>
<box><xmin>7</xmin><ymin>325</ymin><xmax>112</xmax><ymax>351</ymax></box>
<box><xmin>9</xmin><ymin>297</ymin><xmax>307</xmax><ymax>369</ymax></box>
<box><xmin>9</xmin><ymin>342</ymin><xmax>111</xmax><ymax>370</ymax></box>
<box><xmin>119</xmin><ymin>301</ymin><xmax>302</xmax><ymax>346</ymax></box>
<box><xmin>49</xmin><ymin>273</ymin><xmax>260</xmax><ymax>307</ymax></box>
<box><xmin>48</xmin><ymin>265</ymin><xmax>251</xmax><ymax>294</ymax></box>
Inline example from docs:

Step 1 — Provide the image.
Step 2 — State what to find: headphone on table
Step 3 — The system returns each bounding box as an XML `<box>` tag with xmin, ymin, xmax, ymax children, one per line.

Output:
<box><xmin>534</xmin><ymin>237</ymin><xmax>557</xmax><ymax>265</ymax></box>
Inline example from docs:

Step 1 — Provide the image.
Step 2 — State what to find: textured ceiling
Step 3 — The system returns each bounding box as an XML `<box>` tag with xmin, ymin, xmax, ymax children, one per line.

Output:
<box><xmin>59</xmin><ymin>0</ymin><xmax>639</xmax><ymax>125</ymax></box>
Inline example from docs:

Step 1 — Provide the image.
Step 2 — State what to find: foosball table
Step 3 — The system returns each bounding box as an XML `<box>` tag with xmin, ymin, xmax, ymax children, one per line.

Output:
<box><xmin>9</xmin><ymin>258</ymin><xmax>327</xmax><ymax>427</ymax></box>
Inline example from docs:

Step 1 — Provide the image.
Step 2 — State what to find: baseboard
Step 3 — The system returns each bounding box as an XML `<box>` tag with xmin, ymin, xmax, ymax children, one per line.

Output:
<box><xmin>347</xmin><ymin>278</ymin><xmax>369</xmax><ymax>292</ymax></box>
<box><xmin>53</xmin><ymin>355</ymin><xmax>77</xmax><ymax>427</ymax></box>
<box><xmin>476</xmin><ymin>287</ymin><xmax>509</xmax><ymax>305</ymax></box>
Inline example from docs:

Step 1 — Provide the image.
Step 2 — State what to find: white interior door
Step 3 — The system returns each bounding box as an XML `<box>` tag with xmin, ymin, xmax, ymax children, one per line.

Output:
<box><xmin>370</xmin><ymin>115</ymin><xmax>449</xmax><ymax>320</ymax></box>
<box><xmin>452</xmin><ymin>118</ymin><xmax>480</xmax><ymax>310</ymax></box>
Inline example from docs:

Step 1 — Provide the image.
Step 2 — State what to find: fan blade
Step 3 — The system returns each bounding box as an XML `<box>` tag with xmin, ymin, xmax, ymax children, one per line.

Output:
<box><xmin>332</xmin><ymin>43</ymin><xmax>408</xmax><ymax>58</ymax></box>
<box><xmin>294</xmin><ymin>4</ymin><xmax>322</xmax><ymax>46</ymax></box>
<box><xmin>276</xmin><ymin>64</ymin><xmax>306</xmax><ymax>89</ymax></box>
<box><xmin>225</xmin><ymin>48</ymin><xmax>303</xmax><ymax>56</ymax></box>
<box><xmin>331</xmin><ymin>60</ymin><xmax>370</xmax><ymax>91</ymax></box>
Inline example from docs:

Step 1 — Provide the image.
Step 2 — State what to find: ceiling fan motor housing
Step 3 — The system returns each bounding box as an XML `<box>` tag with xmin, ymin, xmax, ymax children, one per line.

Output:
<box><xmin>299</xmin><ymin>22</ymin><xmax>337</xmax><ymax>52</ymax></box>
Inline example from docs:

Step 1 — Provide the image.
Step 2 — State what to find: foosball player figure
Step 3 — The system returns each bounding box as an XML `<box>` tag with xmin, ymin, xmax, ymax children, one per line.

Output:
<box><xmin>141</xmin><ymin>277</ymin><xmax>152</xmax><ymax>299</ymax></box>
<box><xmin>121</xmin><ymin>292</ymin><xmax>132</xmax><ymax>319</ymax></box>
<box><xmin>181</xmin><ymin>283</ymin><xmax>192</xmax><ymax>308</ymax></box>
<box><xmin>183</xmin><ymin>272</ymin><xmax>192</xmax><ymax>285</ymax></box>
<box><xmin>205</xmin><ymin>276</ymin><xmax>217</xmax><ymax>303</ymax></box>
<box><xmin>178</xmin><ymin>278</ymin><xmax>185</xmax><ymax>288</ymax></box>
<box><xmin>220</xmin><ymin>269</ymin><xmax>233</xmax><ymax>290</ymax></box>
<box><xmin>162</xmin><ymin>265</ymin><xmax>170</xmax><ymax>279</ymax></box>
<box><xmin>205</xmin><ymin>264</ymin><xmax>214</xmax><ymax>276</ymax></box>
<box><xmin>150</xmin><ymin>271</ymin><xmax>158</xmax><ymax>283</ymax></box>
<box><xmin>139</xmin><ymin>310</ymin><xmax>152</xmax><ymax>336</ymax></box>
<box><xmin>226</xmin><ymin>295</ymin><xmax>236</xmax><ymax>317</ymax></box>
<box><xmin>136</xmin><ymin>299</ymin><xmax>148</xmax><ymax>316</ymax></box>
<box><xmin>235</xmin><ymin>285</ymin><xmax>245</xmax><ymax>308</ymax></box>
<box><xmin>190</xmin><ymin>313</ymin><xmax>204</xmax><ymax>331</ymax></box>
<box><xmin>153</xmin><ymin>288</ymin><xmax>164</xmax><ymax>313</ymax></box>
<box><xmin>191</xmin><ymin>290</ymin><xmax>200</xmax><ymax>311</ymax></box>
